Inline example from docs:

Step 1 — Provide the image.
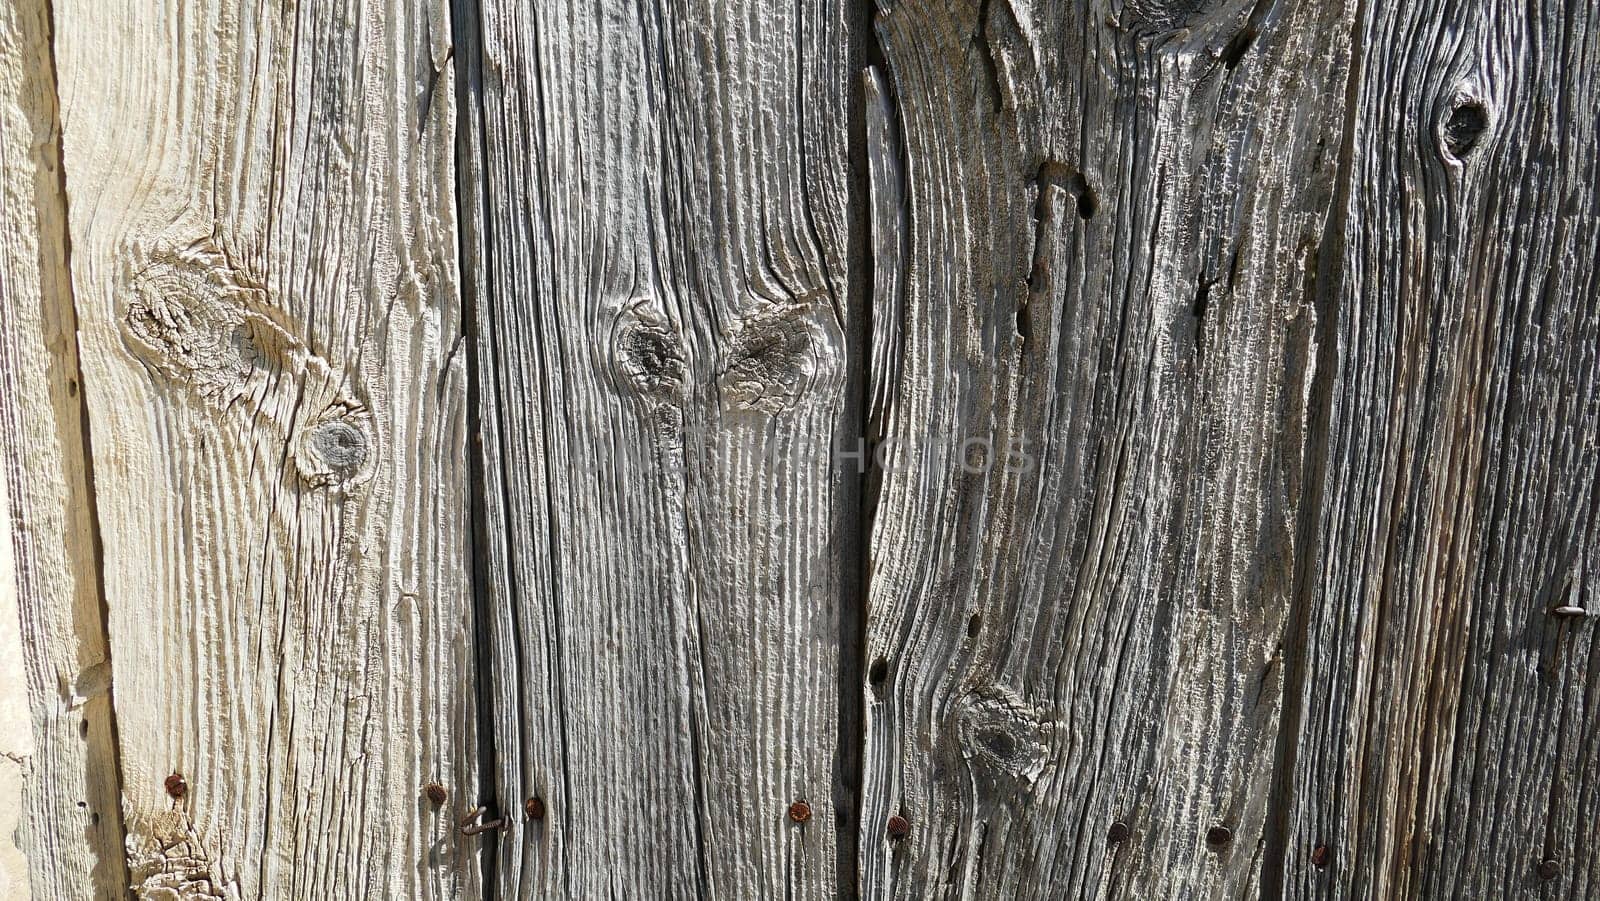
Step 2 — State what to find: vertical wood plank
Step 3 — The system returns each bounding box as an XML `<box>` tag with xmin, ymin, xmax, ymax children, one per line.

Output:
<box><xmin>51</xmin><ymin>1</ymin><xmax>477</xmax><ymax>897</ymax></box>
<box><xmin>858</xmin><ymin>0</ymin><xmax>1357</xmax><ymax>896</ymax></box>
<box><xmin>0</xmin><ymin>2</ymin><xmax>128</xmax><ymax>896</ymax></box>
<box><xmin>1275</xmin><ymin>0</ymin><xmax>1600</xmax><ymax>896</ymax></box>
<box><xmin>456</xmin><ymin>0</ymin><xmax>859</xmax><ymax>895</ymax></box>
<box><xmin>0</xmin><ymin>471</ymin><xmax>28</xmax><ymax>898</ymax></box>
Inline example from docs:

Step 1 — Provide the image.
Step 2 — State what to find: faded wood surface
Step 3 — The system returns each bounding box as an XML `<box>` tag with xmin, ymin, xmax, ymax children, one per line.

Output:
<box><xmin>0</xmin><ymin>2</ymin><xmax>127</xmax><ymax>897</ymax></box>
<box><xmin>457</xmin><ymin>0</ymin><xmax>859</xmax><ymax>896</ymax></box>
<box><xmin>858</xmin><ymin>0</ymin><xmax>1352</xmax><ymax>896</ymax></box>
<box><xmin>40</xmin><ymin>0</ymin><xmax>479</xmax><ymax>898</ymax></box>
<box><xmin>1273</xmin><ymin>0</ymin><xmax>1600</xmax><ymax>897</ymax></box>
<box><xmin>2</xmin><ymin>0</ymin><xmax>1599</xmax><ymax>898</ymax></box>
<box><xmin>1</xmin><ymin>464</ymin><xmax>29</xmax><ymax>898</ymax></box>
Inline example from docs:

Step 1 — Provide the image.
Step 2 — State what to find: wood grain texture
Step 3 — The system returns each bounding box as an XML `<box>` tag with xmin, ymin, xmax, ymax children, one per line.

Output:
<box><xmin>0</xmin><ymin>2</ymin><xmax>128</xmax><ymax>897</ymax></box>
<box><xmin>1272</xmin><ymin>0</ymin><xmax>1600</xmax><ymax>897</ymax></box>
<box><xmin>6</xmin><ymin>0</ymin><xmax>1600</xmax><ymax>897</ymax></box>
<box><xmin>50</xmin><ymin>0</ymin><xmax>478</xmax><ymax>897</ymax></box>
<box><xmin>455</xmin><ymin>0</ymin><xmax>860</xmax><ymax>895</ymax></box>
<box><xmin>1</xmin><ymin>439</ymin><xmax>34</xmax><ymax>900</ymax></box>
<box><xmin>857</xmin><ymin>0</ymin><xmax>1358</xmax><ymax>896</ymax></box>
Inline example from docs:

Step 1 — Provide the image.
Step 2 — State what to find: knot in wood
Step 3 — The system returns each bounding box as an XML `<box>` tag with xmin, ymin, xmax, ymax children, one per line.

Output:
<box><xmin>717</xmin><ymin>299</ymin><xmax>841</xmax><ymax>414</ymax></box>
<box><xmin>957</xmin><ymin>688</ymin><xmax>1051</xmax><ymax>789</ymax></box>
<box><xmin>293</xmin><ymin>409</ymin><xmax>377</xmax><ymax>489</ymax></box>
<box><xmin>609</xmin><ymin>300</ymin><xmax>687</xmax><ymax>399</ymax></box>
<box><xmin>123</xmin><ymin>247</ymin><xmax>266</xmax><ymax>398</ymax></box>
<box><xmin>1438</xmin><ymin>89</ymin><xmax>1492</xmax><ymax>163</ymax></box>
<box><xmin>1115</xmin><ymin>0</ymin><xmax>1235</xmax><ymax>35</ymax></box>
<box><xmin>126</xmin><ymin>808</ymin><xmax>228</xmax><ymax>899</ymax></box>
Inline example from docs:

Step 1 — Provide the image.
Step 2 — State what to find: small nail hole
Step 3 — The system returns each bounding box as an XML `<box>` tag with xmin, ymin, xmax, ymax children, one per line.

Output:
<box><xmin>1206</xmin><ymin>825</ymin><xmax>1232</xmax><ymax>848</ymax></box>
<box><xmin>1107</xmin><ymin>820</ymin><xmax>1131</xmax><ymax>844</ymax></box>
<box><xmin>967</xmin><ymin>614</ymin><xmax>982</xmax><ymax>638</ymax></box>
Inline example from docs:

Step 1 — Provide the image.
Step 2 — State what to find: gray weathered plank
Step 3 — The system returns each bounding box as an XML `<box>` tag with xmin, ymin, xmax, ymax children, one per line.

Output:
<box><xmin>50</xmin><ymin>0</ymin><xmax>478</xmax><ymax>896</ymax></box>
<box><xmin>857</xmin><ymin>0</ymin><xmax>1357</xmax><ymax>896</ymax></box>
<box><xmin>0</xmin><ymin>2</ymin><xmax>128</xmax><ymax>896</ymax></box>
<box><xmin>456</xmin><ymin>0</ymin><xmax>860</xmax><ymax>895</ymax></box>
<box><xmin>1272</xmin><ymin>0</ymin><xmax>1600</xmax><ymax>897</ymax></box>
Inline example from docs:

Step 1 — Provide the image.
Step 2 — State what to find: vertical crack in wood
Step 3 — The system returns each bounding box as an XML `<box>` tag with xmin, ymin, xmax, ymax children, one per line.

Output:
<box><xmin>0</xmin><ymin>0</ymin><xmax>136</xmax><ymax>893</ymax></box>
<box><xmin>1258</xmin><ymin>0</ymin><xmax>1367</xmax><ymax>892</ymax></box>
<box><xmin>842</xmin><ymin>2</ymin><xmax>907</xmax><ymax>893</ymax></box>
<box><xmin>33</xmin><ymin>0</ymin><xmax>135</xmax><ymax>893</ymax></box>
<box><xmin>449</xmin><ymin>0</ymin><xmax>500</xmax><ymax>896</ymax></box>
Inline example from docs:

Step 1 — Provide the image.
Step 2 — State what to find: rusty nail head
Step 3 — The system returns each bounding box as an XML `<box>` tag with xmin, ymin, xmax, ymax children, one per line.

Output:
<box><xmin>1538</xmin><ymin>858</ymin><xmax>1560</xmax><ymax>881</ymax></box>
<box><xmin>1107</xmin><ymin>821</ymin><xmax>1131</xmax><ymax>844</ymax></box>
<box><xmin>164</xmin><ymin>773</ymin><xmax>188</xmax><ymax>800</ymax></box>
<box><xmin>424</xmin><ymin>783</ymin><xmax>447</xmax><ymax>806</ymax></box>
<box><xmin>789</xmin><ymin>801</ymin><xmax>812</xmax><ymax>823</ymax></box>
<box><xmin>1206</xmin><ymin>825</ymin><xmax>1232</xmax><ymax>848</ymax></box>
<box><xmin>1311</xmin><ymin>844</ymin><xmax>1331</xmax><ymax>869</ymax></box>
<box><xmin>525</xmin><ymin>797</ymin><xmax>546</xmax><ymax>821</ymax></box>
<box><xmin>887</xmin><ymin>815</ymin><xmax>910</xmax><ymax>840</ymax></box>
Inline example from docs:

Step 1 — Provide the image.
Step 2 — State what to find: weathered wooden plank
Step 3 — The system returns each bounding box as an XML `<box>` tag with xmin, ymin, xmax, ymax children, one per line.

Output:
<box><xmin>0</xmin><ymin>2</ymin><xmax>127</xmax><ymax>897</ymax></box>
<box><xmin>1272</xmin><ymin>1</ymin><xmax>1600</xmax><ymax>897</ymax></box>
<box><xmin>456</xmin><ymin>0</ymin><xmax>860</xmax><ymax>895</ymax></box>
<box><xmin>1</xmin><ymin>472</ymin><xmax>28</xmax><ymax>898</ymax></box>
<box><xmin>857</xmin><ymin>0</ymin><xmax>1357</xmax><ymax>896</ymax></box>
<box><xmin>50</xmin><ymin>1</ymin><xmax>478</xmax><ymax>897</ymax></box>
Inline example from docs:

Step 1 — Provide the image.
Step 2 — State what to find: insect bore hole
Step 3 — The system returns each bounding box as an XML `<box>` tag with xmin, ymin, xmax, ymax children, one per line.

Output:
<box><xmin>1067</xmin><ymin>173</ymin><xmax>1098</xmax><ymax>220</ymax></box>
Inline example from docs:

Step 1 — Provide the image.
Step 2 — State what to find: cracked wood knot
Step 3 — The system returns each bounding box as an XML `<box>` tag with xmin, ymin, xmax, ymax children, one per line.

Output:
<box><xmin>957</xmin><ymin>688</ymin><xmax>1052</xmax><ymax>792</ymax></box>
<box><xmin>717</xmin><ymin>298</ymin><xmax>843</xmax><ymax>414</ymax></box>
